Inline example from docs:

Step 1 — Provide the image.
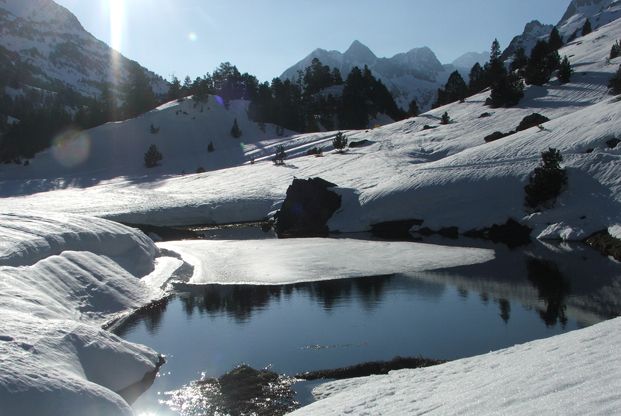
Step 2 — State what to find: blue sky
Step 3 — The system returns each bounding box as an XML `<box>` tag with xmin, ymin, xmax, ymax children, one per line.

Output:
<box><xmin>55</xmin><ymin>0</ymin><xmax>571</xmax><ymax>83</ymax></box>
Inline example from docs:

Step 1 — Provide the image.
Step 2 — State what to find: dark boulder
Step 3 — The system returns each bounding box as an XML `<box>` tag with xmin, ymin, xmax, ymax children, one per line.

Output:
<box><xmin>275</xmin><ymin>177</ymin><xmax>341</xmax><ymax>238</ymax></box>
<box><xmin>349</xmin><ymin>139</ymin><xmax>374</xmax><ymax>148</ymax></box>
<box><xmin>515</xmin><ymin>113</ymin><xmax>550</xmax><ymax>132</ymax></box>
<box><xmin>464</xmin><ymin>218</ymin><xmax>532</xmax><ymax>248</ymax></box>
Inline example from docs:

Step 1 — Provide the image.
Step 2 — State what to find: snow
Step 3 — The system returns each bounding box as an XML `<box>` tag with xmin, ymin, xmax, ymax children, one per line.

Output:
<box><xmin>290</xmin><ymin>316</ymin><xmax>621</xmax><ymax>416</ymax></box>
<box><xmin>158</xmin><ymin>238</ymin><xmax>495</xmax><ymax>285</ymax></box>
<box><xmin>1</xmin><ymin>19</ymin><xmax>621</xmax><ymax>240</ymax></box>
<box><xmin>0</xmin><ymin>213</ymin><xmax>175</xmax><ymax>416</ymax></box>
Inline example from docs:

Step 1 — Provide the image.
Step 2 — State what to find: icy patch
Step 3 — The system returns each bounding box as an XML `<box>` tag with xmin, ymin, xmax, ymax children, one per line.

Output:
<box><xmin>291</xmin><ymin>317</ymin><xmax>621</xmax><ymax>416</ymax></box>
<box><xmin>158</xmin><ymin>238</ymin><xmax>495</xmax><ymax>285</ymax></box>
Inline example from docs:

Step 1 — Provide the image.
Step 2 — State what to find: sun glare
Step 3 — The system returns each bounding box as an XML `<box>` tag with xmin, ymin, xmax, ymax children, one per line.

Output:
<box><xmin>109</xmin><ymin>0</ymin><xmax>124</xmax><ymax>51</ymax></box>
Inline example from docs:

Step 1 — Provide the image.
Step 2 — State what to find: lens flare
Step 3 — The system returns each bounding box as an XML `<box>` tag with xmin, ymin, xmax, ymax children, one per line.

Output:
<box><xmin>51</xmin><ymin>129</ymin><xmax>91</xmax><ymax>168</ymax></box>
<box><xmin>214</xmin><ymin>95</ymin><xmax>225</xmax><ymax>106</ymax></box>
<box><xmin>109</xmin><ymin>0</ymin><xmax>124</xmax><ymax>52</ymax></box>
<box><xmin>188</xmin><ymin>32</ymin><xmax>198</xmax><ymax>42</ymax></box>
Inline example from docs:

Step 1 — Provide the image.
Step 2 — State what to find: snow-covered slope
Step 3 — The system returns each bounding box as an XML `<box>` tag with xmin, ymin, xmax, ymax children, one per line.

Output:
<box><xmin>2</xmin><ymin>17</ymin><xmax>620</xmax><ymax>240</ymax></box>
<box><xmin>0</xmin><ymin>95</ymin><xmax>296</xmax><ymax>179</ymax></box>
<box><xmin>290</xmin><ymin>315</ymin><xmax>621</xmax><ymax>415</ymax></box>
<box><xmin>0</xmin><ymin>0</ymin><xmax>167</xmax><ymax>99</ymax></box>
<box><xmin>280</xmin><ymin>40</ymin><xmax>454</xmax><ymax>110</ymax></box>
<box><xmin>0</xmin><ymin>213</ymin><xmax>178</xmax><ymax>415</ymax></box>
<box><xmin>503</xmin><ymin>0</ymin><xmax>621</xmax><ymax>59</ymax></box>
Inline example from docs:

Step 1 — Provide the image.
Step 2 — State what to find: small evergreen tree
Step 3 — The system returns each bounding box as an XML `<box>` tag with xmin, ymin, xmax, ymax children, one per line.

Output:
<box><xmin>434</xmin><ymin>71</ymin><xmax>468</xmax><ymax>107</ymax></box>
<box><xmin>488</xmin><ymin>72</ymin><xmax>524</xmax><ymax>108</ymax></box>
<box><xmin>524</xmin><ymin>148</ymin><xmax>567</xmax><ymax>211</ymax></box>
<box><xmin>144</xmin><ymin>144</ymin><xmax>163</xmax><ymax>168</ymax></box>
<box><xmin>408</xmin><ymin>99</ymin><xmax>419</xmax><ymax>117</ymax></box>
<box><xmin>207</xmin><ymin>141</ymin><xmax>214</xmax><ymax>152</ymax></box>
<box><xmin>558</xmin><ymin>56</ymin><xmax>573</xmax><ymax>84</ymax></box>
<box><xmin>609</xmin><ymin>64</ymin><xmax>621</xmax><ymax>94</ymax></box>
<box><xmin>332</xmin><ymin>131</ymin><xmax>348</xmax><ymax>152</ymax></box>
<box><xmin>273</xmin><ymin>144</ymin><xmax>286</xmax><ymax>165</ymax></box>
<box><xmin>524</xmin><ymin>40</ymin><xmax>560</xmax><ymax>86</ymax></box>
<box><xmin>230</xmin><ymin>118</ymin><xmax>242</xmax><ymax>138</ymax></box>
<box><xmin>548</xmin><ymin>26</ymin><xmax>563</xmax><ymax>51</ymax></box>
<box><xmin>468</xmin><ymin>62</ymin><xmax>488</xmax><ymax>94</ymax></box>
<box><xmin>582</xmin><ymin>18</ymin><xmax>592</xmax><ymax>37</ymax></box>
<box><xmin>168</xmin><ymin>76</ymin><xmax>183</xmax><ymax>101</ymax></box>
<box><xmin>510</xmin><ymin>47</ymin><xmax>528</xmax><ymax>74</ymax></box>
<box><xmin>610</xmin><ymin>40</ymin><xmax>621</xmax><ymax>59</ymax></box>
<box><xmin>440</xmin><ymin>112</ymin><xmax>451</xmax><ymax>124</ymax></box>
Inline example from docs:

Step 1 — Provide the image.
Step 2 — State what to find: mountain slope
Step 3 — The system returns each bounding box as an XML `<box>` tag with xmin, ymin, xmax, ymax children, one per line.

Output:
<box><xmin>503</xmin><ymin>0</ymin><xmax>621</xmax><ymax>59</ymax></box>
<box><xmin>0</xmin><ymin>0</ymin><xmax>167</xmax><ymax>100</ymax></box>
<box><xmin>280</xmin><ymin>40</ymin><xmax>453</xmax><ymax>111</ymax></box>
<box><xmin>1</xmin><ymin>15</ymin><xmax>620</xmax><ymax>241</ymax></box>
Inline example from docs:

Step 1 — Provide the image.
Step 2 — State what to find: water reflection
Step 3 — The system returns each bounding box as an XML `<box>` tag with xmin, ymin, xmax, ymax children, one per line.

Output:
<box><xmin>526</xmin><ymin>258</ymin><xmax>570</xmax><ymax>327</ymax></box>
<box><xmin>119</xmin><ymin>239</ymin><xmax>621</xmax><ymax>416</ymax></box>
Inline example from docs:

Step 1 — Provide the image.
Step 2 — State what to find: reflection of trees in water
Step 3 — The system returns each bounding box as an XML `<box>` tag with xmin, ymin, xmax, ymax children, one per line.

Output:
<box><xmin>526</xmin><ymin>258</ymin><xmax>570</xmax><ymax>327</ymax></box>
<box><xmin>498</xmin><ymin>298</ymin><xmax>511</xmax><ymax>323</ymax></box>
<box><xmin>180</xmin><ymin>285</ymin><xmax>279</xmax><ymax>323</ymax></box>
<box><xmin>176</xmin><ymin>276</ymin><xmax>395</xmax><ymax>322</ymax></box>
<box><xmin>113</xmin><ymin>297</ymin><xmax>170</xmax><ymax>337</ymax></box>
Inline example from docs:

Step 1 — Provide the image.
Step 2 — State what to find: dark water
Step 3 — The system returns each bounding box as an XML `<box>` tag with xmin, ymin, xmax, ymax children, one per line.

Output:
<box><xmin>116</xmin><ymin>235</ymin><xmax>621</xmax><ymax>415</ymax></box>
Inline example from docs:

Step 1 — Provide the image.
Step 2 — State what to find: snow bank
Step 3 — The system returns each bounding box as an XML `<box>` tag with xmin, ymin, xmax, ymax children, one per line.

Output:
<box><xmin>291</xmin><ymin>316</ymin><xmax>621</xmax><ymax>415</ymax></box>
<box><xmin>0</xmin><ymin>213</ymin><xmax>169</xmax><ymax>415</ymax></box>
<box><xmin>158</xmin><ymin>238</ymin><xmax>495</xmax><ymax>285</ymax></box>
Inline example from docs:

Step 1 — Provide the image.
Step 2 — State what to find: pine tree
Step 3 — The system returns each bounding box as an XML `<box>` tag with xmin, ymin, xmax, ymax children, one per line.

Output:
<box><xmin>524</xmin><ymin>148</ymin><xmax>567</xmax><ymax>211</ymax></box>
<box><xmin>609</xmin><ymin>64</ymin><xmax>621</xmax><ymax>94</ymax></box>
<box><xmin>468</xmin><ymin>62</ymin><xmax>488</xmax><ymax>94</ymax></box>
<box><xmin>488</xmin><ymin>72</ymin><xmax>524</xmax><ymax>108</ymax></box>
<box><xmin>510</xmin><ymin>47</ymin><xmax>528</xmax><ymax>74</ymax></box>
<box><xmin>486</xmin><ymin>38</ymin><xmax>507</xmax><ymax>86</ymax></box>
<box><xmin>558</xmin><ymin>56</ymin><xmax>573</xmax><ymax>84</ymax></box>
<box><xmin>610</xmin><ymin>40</ymin><xmax>621</xmax><ymax>59</ymax></box>
<box><xmin>434</xmin><ymin>71</ymin><xmax>468</xmax><ymax>107</ymax></box>
<box><xmin>440</xmin><ymin>112</ymin><xmax>451</xmax><ymax>125</ymax></box>
<box><xmin>525</xmin><ymin>40</ymin><xmax>559</xmax><ymax>86</ymax></box>
<box><xmin>548</xmin><ymin>26</ymin><xmax>563</xmax><ymax>51</ymax></box>
<box><xmin>273</xmin><ymin>144</ymin><xmax>286</xmax><ymax>165</ymax></box>
<box><xmin>332</xmin><ymin>131</ymin><xmax>348</xmax><ymax>152</ymax></box>
<box><xmin>408</xmin><ymin>99</ymin><xmax>419</xmax><ymax>117</ymax></box>
<box><xmin>123</xmin><ymin>63</ymin><xmax>157</xmax><ymax>118</ymax></box>
<box><xmin>230</xmin><ymin>118</ymin><xmax>242</xmax><ymax>138</ymax></box>
<box><xmin>582</xmin><ymin>18</ymin><xmax>592</xmax><ymax>37</ymax></box>
<box><xmin>144</xmin><ymin>144</ymin><xmax>163</xmax><ymax>168</ymax></box>
<box><xmin>207</xmin><ymin>141</ymin><xmax>214</xmax><ymax>152</ymax></box>
<box><xmin>168</xmin><ymin>76</ymin><xmax>182</xmax><ymax>101</ymax></box>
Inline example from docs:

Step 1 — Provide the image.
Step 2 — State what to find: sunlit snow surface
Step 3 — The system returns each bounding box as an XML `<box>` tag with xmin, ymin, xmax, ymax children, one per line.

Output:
<box><xmin>0</xmin><ymin>213</ymin><xmax>169</xmax><ymax>416</ymax></box>
<box><xmin>159</xmin><ymin>239</ymin><xmax>495</xmax><ymax>285</ymax></box>
<box><xmin>290</xmin><ymin>316</ymin><xmax>621</xmax><ymax>416</ymax></box>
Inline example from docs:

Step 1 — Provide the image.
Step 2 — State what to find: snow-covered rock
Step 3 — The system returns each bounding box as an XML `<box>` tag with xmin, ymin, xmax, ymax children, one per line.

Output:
<box><xmin>0</xmin><ymin>212</ymin><xmax>171</xmax><ymax>415</ymax></box>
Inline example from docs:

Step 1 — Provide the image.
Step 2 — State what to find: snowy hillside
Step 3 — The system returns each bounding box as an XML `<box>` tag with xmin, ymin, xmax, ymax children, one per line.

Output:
<box><xmin>0</xmin><ymin>95</ymin><xmax>298</xmax><ymax>179</ymax></box>
<box><xmin>503</xmin><ymin>0</ymin><xmax>621</xmax><ymax>59</ymax></box>
<box><xmin>0</xmin><ymin>0</ymin><xmax>167</xmax><ymax>99</ymax></box>
<box><xmin>1</xmin><ymin>16</ymin><xmax>620</xmax><ymax>241</ymax></box>
<box><xmin>0</xmin><ymin>213</ymin><xmax>182</xmax><ymax>415</ymax></box>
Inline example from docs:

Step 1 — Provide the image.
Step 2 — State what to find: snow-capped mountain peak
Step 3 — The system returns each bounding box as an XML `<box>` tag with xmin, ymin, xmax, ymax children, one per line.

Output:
<box><xmin>343</xmin><ymin>40</ymin><xmax>378</xmax><ymax>64</ymax></box>
<box><xmin>0</xmin><ymin>0</ymin><xmax>167</xmax><ymax>100</ymax></box>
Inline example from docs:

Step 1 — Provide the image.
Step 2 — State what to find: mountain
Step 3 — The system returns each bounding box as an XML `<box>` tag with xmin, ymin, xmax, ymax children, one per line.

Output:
<box><xmin>501</xmin><ymin>20</ymin><xmax>554</xmax><ymax>61</ymax></box>
<box><xmin>280</xmin><ymin>40</ymin><xmax>453</xmax><ymax>111</ymax></box>
<box><xmin>450</xmin><ymin>51</ymin><xmax>489</xmax><ymax>71</ymax></box>
<box><xmin>0</xmin><ymin>0</ymin><xmax>167</xmax><ymax>101</ymax></box>
<box><xmin>502</xmin><ymin>0</ymin><xmax>621</xmax><ymax>59</ymax></box>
